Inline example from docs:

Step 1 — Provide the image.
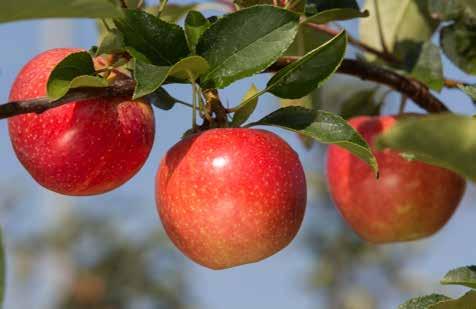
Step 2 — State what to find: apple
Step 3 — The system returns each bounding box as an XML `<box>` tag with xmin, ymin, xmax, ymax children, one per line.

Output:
<box><xmin>156</xmin><ymin>128</ymin><xmax>307</xmax><ymax>269</ymax></box>
<box><xmin>326</xmin><ymin>115</ymin><xmax>466</xmax><ymax>243</ymax></box>
<box><xmin>8</xmin><ymin>48</ymin><xmax>155</xmax><ymax>196</ymax></box>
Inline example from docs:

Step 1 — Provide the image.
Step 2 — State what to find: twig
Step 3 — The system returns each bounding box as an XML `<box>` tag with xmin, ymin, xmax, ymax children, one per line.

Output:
<box><xmin>0</xmin><ymin>79</ymin><xmax>134</xmax><ymax>120</ymax></box>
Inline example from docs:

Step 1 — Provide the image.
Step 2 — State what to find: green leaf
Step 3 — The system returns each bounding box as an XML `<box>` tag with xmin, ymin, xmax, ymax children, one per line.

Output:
<box><xmin>285</xmin><ymin>25</ymin><xmax>333</xmax><ymax>56</ymax></box>
<box><xmin>234</xmin><ymin>0</ymin><xmax>273</xmax><ymax>9</ymax></box>
<box><xmin>47</xmin><ymin>52</ymin><xmax>109</xmax><ymax>100</ymax></box>
<box><xmin>267</xmin><ymin>31</ymin><xmax>346</xmax><ymax>99</ymax></box>
<box><xmin>150</xmin><ymin>87</ymin><xmax>184</xmax><ymax>110</ymax></box>
<box><xmin>0</xmin><ymin>0</ymin><xmax>122</xmax><ymax>24</ymax></box>
<box><xmin>197</xmin><ymin>5</ymin><xmax>300</xmax><ymax>88</ymax></box>
<box><xmin>133</xmin><ymin>61</ymin><xmax>169</xmax><ymax>99</ymax></box>
<box><xmin>430</xmin><ymin>290</ymin><xmax>476</xmax><ymax>309</ymax></box>
<box><xmin>167</xmin><ymin>56</ymin><xmax>210</xmax><ymax>81</ymax></box>
<box><xmin>376</xmin><ymin>114</ymin><xmax>476</xmax><ymax>181</ymax></box>
<box><xmin>411</xmin><ymin>42</ymin><xmax>444</xmax><ymax>91</ymax></box>
<box><xmin>146</xmin><ymin>3</ymin><xmax>198</xmax><ymax>23</ymax></box>
<box><xmin>133</xmin><ymin>56</ymin><xmax>209</xmax><ymax>99</ymax></box>
<box><xmin>231</xmin><ymin>84</ymin><xmax>259</xmax><ymax>127</ymax></box>
<box><xmin>114</xmin><ymin>9</ymin><xmax>189</xmax><ymax>66</ymax></box>
<box><xmin>440</xmin><ymin>22</ymin><xmax>476</xmax><ymax>74</ymax></box>
<box><xmin>248</xmin><ymin>106</ymin><xmax>378</xmax><ymax>174</ymax></box>
<box><xmin>359</xmin><ymin>0</ymin><xmax>437</xmax><ymax>64</ymax></box>
<box><xmin>340</xmin><ymin>89</ymin><xmax>380</xmax><ymax>119</ymax></box>
<box><xmin>459</xmin><ymin>85</ymin><xmax>476</xmax><ymax>101</ymax></box>
<box><xmin>398</xmin><ymin>294</ymin><xmax>451</xmax><ymax>309</ymax></box>
<box><xmin>304</xmin><ymin>8</ymin><xmax>368</xmax><ymax>24</ymax></box>
<box><xmin>185</xmin><ymin>11</ymin><xmax>211</xmax><ymax>54</ymax></box>
<box><xmin>0</xmin><ymin>229</ymin><xmax>4</xmax><ymax>308</ymax></box>
<box><xmin>441</xmin><ymin>266</ymin><xmax>476</xmax><ymax>289</ymax></box>
<box><xmin>95</xmin><ymin>30</ymin><xmax>125</xmax><ymax>56</ymax></box>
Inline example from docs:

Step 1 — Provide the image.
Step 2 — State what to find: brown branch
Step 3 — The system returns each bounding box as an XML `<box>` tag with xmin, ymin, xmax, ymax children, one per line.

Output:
<box><xmin>0</xmin><ymin>79</ymin><xmax>135</xmax><ymax>120</ymax></box>
<box><xmin>0</xmin><ymin>58</ymin><xmax>450</xmax><ymax>120</ymax></box>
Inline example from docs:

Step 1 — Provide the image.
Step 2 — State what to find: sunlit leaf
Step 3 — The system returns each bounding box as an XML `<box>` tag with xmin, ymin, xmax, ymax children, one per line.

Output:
<box><xmin>248</xmin><ymin>106</ymin><xmax>378</xmax><ymax>174</ymax></box>
<box><xmin>47</xmin><ymin>52</ymin><xmax>109</xmax><ymax>100</ymax></box>
<box><xmin>197</xmin><ymin>5</ymin><xmax>300</xmax><ymax>88</ymax></box>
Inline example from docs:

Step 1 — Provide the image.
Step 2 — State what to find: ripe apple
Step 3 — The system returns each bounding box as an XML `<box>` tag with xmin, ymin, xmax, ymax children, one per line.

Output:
<box><xmin>156</xmin><ymin>128</ymin><xmax>307</xmax><ymax>269</ymax></box>
<box><xmin>8</xmin><ymin>48</ymin><xmax>155</xmax><ymax>196</ymax></box>
<box><xmin>326</xmin><ymin>115</ymin><xmax>466</xmax><ymax>243</ymax></box>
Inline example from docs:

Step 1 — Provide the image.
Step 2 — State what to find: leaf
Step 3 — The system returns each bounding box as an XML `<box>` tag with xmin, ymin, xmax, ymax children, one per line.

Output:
<box><xmin>430</xmin><ymin>290</ymin><xmax>476</xmax><ymax>309</ymax></box>
<box><xmin>0</xmin><ymin>229</ymin><xmax>4</xmax><ymax>307</ymax></box>
<box><xmin>197</xmin><ymin>5</ymin><xmax>300</xmax><ymax>88</ymax></box>
<box><xmin>248</xmin><ymin>106</ymin><xmax>378</xmax><ymax>174</ymax></box>
<box><xmin>146</xmin><ymin>3</ymin><xmax>198</xmax><ymax>23</ymax></box>
<box><xmin>231</xmin><ymin>84</ymin><xmax>259</xmax><ymax>127</ymax></box>
<box><xmin>114</xmin><ymin>10</ymin><xmax>189</xmax><ymax>66</ymax></box>
<box><xmin>0</xmin><ymin>0</ymin><xmax>122</xmax><ymax>24</ymax></box>
<box><xmin>459</xmin><ymin>85</ymin><xmax>476</xmax><ymax>101</ymax></box>
<box><xmin>185</xmin><ymin>11</ymin><xmax>211</xmax><ymax>54</ymax></box>
<box><xmin>150</xmin><ymin>87</ymin><xmax>183</xmax><ymax>110</ymax></box>
<box><xmin>285</xmin><ymin>24</ymin><xmax>333</xmax><ymax>56</ymax></box>
<box><xmin>95</xmin><ymin>30</ymin><xmax>125</xmax><ymax>56</ymax></box>
<box><xmin>441</xmin><ymin>266</ymin><xmax>476</xmax><ymax>289</ymax></box>
<box><xmin>133</xmin><ymin>56</ymin><xmax>209</xmax><ymax>99</ymax></box>
<box><xmin>267</xmin><ymin>31</ymin><xmax>346</xmax><ymax>99</ymax></box>
<box><xmin>340</xmin><ymin>89</ymin><xmax>380</xmax><ymax>119</ymax></box>
<box><xmin>167</xmin><ymin>56</ymin><xmax>210</xmax><ymax>81</ymax></box>
<box><xmin>376</xmin><ymin>114</ymin><xmax>476</xmax><ymax>181</ymax></box>
<box><xmin>398</xmin><ymin>294</ymin><xmax>451</xmax><ymax>309</ymax></box>
<box><xmin>440</xmin><ymin>22</ymin><xmax>476</xmax><ymax>74</ymax></box>
<box><xmin>411</xmin><ymin>42</ymin><xmax>444</xmax><ymax>91</ymax></box>
<box><xmin>359</xmin><ymin>0</ymin><xmax>437</xmax><ymax>63</ymax></box>
<box><xmin>47</xmin><ymin>52</ymin><xmax>109</xmax><ymax>100</ymax></box>
<box><xmin>133</xmin><ymin>61</ymin><xmax>170</xmax><ymax>99</ymax></box>
<box><xmin>234</xmin><ymin>0</ymin><xmax>273</xmax><ymax>9</ymax></box>
<box><xmin>304</xmin><ymin>8</ymin><xmax>368</xmax><ymax>24</ymax></box>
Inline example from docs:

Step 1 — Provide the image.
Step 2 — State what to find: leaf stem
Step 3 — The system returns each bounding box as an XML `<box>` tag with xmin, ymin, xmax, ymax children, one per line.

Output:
<box><xmin>191</xmin><ymin>79</ymin><xmax>198</xmax><ymax>131</ymax></box>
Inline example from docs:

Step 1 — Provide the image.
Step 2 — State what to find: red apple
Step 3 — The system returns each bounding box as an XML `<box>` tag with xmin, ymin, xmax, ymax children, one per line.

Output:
<box><xmin>8</xmin><ymin>48</ymin><xmax>155</xmax><ymax>196</ymax></box>
<box><xmin>156</xmin><ymin>128</ymin><xmax>307</xmax><ymax>269</ymax></box>
<box><xmin>326</xmin><ymin>115</ymin><xmax>466</xmax><ymax>243</ymax></box>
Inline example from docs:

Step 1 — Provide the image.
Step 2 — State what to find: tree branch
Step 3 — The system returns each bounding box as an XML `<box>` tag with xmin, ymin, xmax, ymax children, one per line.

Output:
<box><xmin>0</xmin><ymin>58</ymin><xmax>450</xmax><ymax>120</ymax></box>
<box><xmin>0</xmin><ymin>79</ymin><xmax>135</xmax><ymax>120</ymax></box>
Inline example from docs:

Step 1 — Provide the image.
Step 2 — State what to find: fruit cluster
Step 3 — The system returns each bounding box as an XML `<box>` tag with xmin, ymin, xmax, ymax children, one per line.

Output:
<box><xmin>7</xmin><ymin>49</ymin><xmax>466</xmax><ymax>269</ymax></box>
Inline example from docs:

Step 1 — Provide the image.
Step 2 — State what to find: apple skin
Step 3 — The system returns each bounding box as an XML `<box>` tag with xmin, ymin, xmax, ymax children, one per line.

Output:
<box><xmin>8</xmin><ymin>48</ymin><xmax>155</xmax><ymax>196</ymax></box>
<box><xmin>156</xmin><ymin>128</ymin><xmax>307</xmax><ymax>269</ymax></box>
<box><xmin>326</xmin><ymin>115</ymin><xmax>466</xmax><ymax>243</ymax></box>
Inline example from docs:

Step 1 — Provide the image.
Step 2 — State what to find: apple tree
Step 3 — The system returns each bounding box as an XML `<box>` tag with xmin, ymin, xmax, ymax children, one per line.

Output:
<box><xmin>0</xmin><ymin>0</ymin><xmax>475</xmax><ymax>307</ymax></box>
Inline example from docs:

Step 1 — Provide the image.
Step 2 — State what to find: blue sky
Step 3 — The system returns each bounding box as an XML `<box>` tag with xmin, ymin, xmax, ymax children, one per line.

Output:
<box><xmin>0</xmin><ymin>2</ymin><xmax>476</xmax><ymax>308</ymax></box>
